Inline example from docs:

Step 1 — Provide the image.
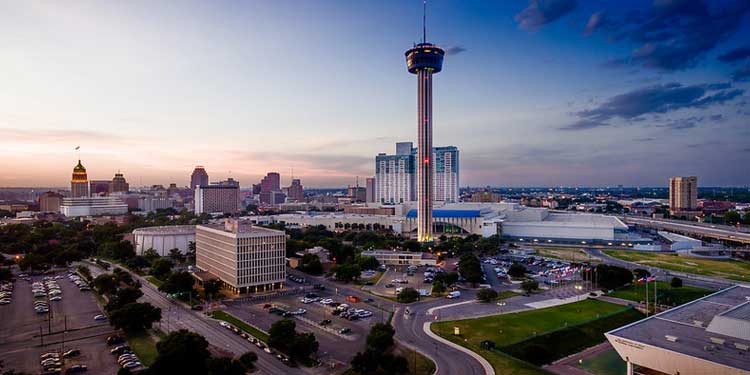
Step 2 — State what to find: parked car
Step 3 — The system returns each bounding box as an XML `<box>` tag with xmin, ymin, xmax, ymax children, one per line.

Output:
<box><xmin>65</xmin><ymin>364</ymin><xmax>88</xmax><ymax>374</ymax></box>
<box><xmin>62</xmin><ymin>349</ymin><xmax>80</xmax><ymax>358</ymax></box>
<box><xmin>94</xmin><ymin>314</ymin><xmax>107</xmax><ymax>321</ymax></box>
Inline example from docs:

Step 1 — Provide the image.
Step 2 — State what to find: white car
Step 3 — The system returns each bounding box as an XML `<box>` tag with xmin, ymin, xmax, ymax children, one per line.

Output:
<box><xmin>94</xmin><ymin>314</ymin><xmax>107</xmax><ymax>321</ymax></box>
<box><xmin>49</xmin><ymin>296</ymin><xmax>62</xmax><ymax>301</ymax></box>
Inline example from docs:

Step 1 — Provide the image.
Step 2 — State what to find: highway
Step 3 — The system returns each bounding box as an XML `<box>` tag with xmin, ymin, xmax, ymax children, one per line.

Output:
<box><xmin>622</xmin><ymin>216</ymin><xmax>750</xmax><ymax>245</ymax></box>
<box><xmin>84</xmin><ymin>263</ymin><xmax>303</xmax><ymax>375</ymax></box>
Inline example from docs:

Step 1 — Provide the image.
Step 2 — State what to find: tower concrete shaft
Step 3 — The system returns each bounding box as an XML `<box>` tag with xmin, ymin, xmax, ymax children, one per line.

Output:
<box><xmin>417</xmin><ymin>69</ymin><xmax>433</xmax><ymax>242</ymax></box>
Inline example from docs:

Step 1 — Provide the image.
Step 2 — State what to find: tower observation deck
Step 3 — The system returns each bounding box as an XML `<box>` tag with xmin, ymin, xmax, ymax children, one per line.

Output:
<box><xmin>405</xmin><ymin>3</ymin><xmax>444</xmax><ymax>243</ymax></box>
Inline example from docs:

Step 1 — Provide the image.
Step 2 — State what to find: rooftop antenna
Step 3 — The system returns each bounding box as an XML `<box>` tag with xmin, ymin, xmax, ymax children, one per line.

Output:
<box><xmin>423</xmin><ymin>0</ymin><xmax>427</xmax><ymax>43</ymax></box>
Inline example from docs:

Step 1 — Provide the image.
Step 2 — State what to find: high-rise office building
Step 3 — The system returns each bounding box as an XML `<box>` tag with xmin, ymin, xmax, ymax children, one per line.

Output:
<box><xmin>669</xmin><ymin>176</ymin><xmax>699</xmax><ymax>216</ymax></box>
<box><xmin>190</xmin><ymin>166</ymin><xmax>209</xmax><ymax>189</ymax></box>
<box><xmin>376</xmin><ymin>142</ymin><xmax>416</xmax><ymax>204</ymax></box>
<box><xmin>111</xmin><ymin>172</ymin><xmax>129</xmax><ymax>193</ymax></box>
<box><xmin>70</xmin><ymin>160</ymin><xmax>89</xmax><ymax>197</ymax></box>
<box><xmin>286</xmin><ymin>179</ymin><xmax>305</xmax><ymax>202</ymax></box>
<box><xmin>194</xmin><ymin>185</ymin><xmax>239</xmax><ymax>214</ymax></box>
<box><xmin>196</xmin><ymin>219</ymin><xmax>286</xmax><ymax>294</ymax></box>
<box><xmin>375</xmin><ymin>143</ymin><xmax>458</xmax><ymax>204</ymax></box>
<box><xmin>89</xmin><ymin>180</ymin><xmax>111</xmax><ymax>196</ymax></box>
<box><xmin>433</xmin><ymin>146</ymin><xmax>459</xmax><ymax>202</ymax></box>
<box><xmin>406</xmin><ymin>6</ymin><xmax>444</xmax><ymax>242</ymax></box>
<box><xmin>366</xmin><ymin>177</ymin><xmax>376</xmax><ymax>203</ymax></box>
<box><xmin>348</xmin><ymin>185</ymin><xmax>367</xmax><ymax>202</ymax></box>
<box><xmin>260</xmin><ymin>172</ymin><xmax>280</xmax><ymax>192</ymax></box>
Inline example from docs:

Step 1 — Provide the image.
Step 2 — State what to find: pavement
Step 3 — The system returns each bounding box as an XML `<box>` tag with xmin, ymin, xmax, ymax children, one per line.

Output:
<box><xmin>84</xmin><ymin>262</ymin><xmax>304</xmax><ymax>375</ymax></box>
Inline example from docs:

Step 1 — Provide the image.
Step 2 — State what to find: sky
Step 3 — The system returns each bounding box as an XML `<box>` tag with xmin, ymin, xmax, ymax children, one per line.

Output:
<box><xmin>1</xmin><ymin>0</ymin><xmax>749</xmax><ymax>188</ymax></box>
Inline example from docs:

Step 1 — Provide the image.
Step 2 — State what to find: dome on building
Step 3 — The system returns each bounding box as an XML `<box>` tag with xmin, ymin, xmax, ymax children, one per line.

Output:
<box><xmin>73</xmin><ymin>159</ymin><xmax>86</xmax><ymax>172</ymax></box>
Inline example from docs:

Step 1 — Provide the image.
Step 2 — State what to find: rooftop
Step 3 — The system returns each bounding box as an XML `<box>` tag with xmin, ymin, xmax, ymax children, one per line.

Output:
<box><xmin>405</xmin><ymin>209</ymin><xmax>482</xmax><ymax>219</ymax></box>
<box><xmin>132</xmin><ymin>225</ymin><xmax>196</xmax><ymax>235</ymax></box>
<box><xmin>198</xmin><ymin>220</ymin><xmax>285</xmax><ymax>237</ymax></box>
<box><xmin>607</xmin><ymin>285</ymin><xmax>750</xmax><ymax>371</ymax></box>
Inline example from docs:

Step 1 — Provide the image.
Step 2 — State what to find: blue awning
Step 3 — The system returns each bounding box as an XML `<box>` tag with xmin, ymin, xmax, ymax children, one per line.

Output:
<box><xmin>406</xmin><ymin>209</ymin><xmax>481</xmax><ymax>218</ymax></box>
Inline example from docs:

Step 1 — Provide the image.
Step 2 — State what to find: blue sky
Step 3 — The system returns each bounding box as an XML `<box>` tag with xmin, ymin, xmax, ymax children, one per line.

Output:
<box><xmin>0</xmin><ymin>0</ymin><xmax>748</xmax><ymax>187</ymax></box>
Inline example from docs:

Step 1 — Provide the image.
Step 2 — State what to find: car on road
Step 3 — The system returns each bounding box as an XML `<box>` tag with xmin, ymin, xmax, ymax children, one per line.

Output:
<box><xmin>106</xmin><ymin>335</ymin><xmax>124</xmax><ymax>345</ymax></box>
<box><xmin>110</xmin><ymin>345</ymin><xmax>130</xmax><ymax>355</ymax></box>
<box><xmin>320</xmin><ymin>319</ymin><xmax>332</xmax><ymax>326</ymax></box>
<box><xmin>94</xmin><ymin>314</ymin><xmax>107</xmax><ymax>321</ymax></box>
<box><xmin>219</xmin><ymin>321</ymin><xmax>230</xmax><ymax>328</ymax></box>
<box><xmin>384</xmin><ymin>283</ymin><xmax>394</xmax><ymax>288</ymax></box>
<box><xmin>339</xmin><ymin>328</ymin><xmax>351</xmax><ymax>334</ymax></box>
<box><xmin>291</xmin><ymin>308</ymin><xmax>306</xmax><ymax>315</ymax></box>
<box><xmin>62</xmin><ymin>349</ymin><xmax>80</xmax><ymax>358</ymax></box>
<box><xmin>122</xmin><ymin>361</ymin><xmax>142</xmax><ymax>369</ymax></box>
<box><xmin>50</xmin><ymin>296</ymin><xmax>62</xmax><ymax>301</ymax></box>
<box><xmin>40</xmin><ymin>353</ymin><xmax>60</xmax><ymax>360</ymax></box>
<box><xmin>263</xmin><ymin>347</ymin><xmax>272</xmax><ymax>354</ymax></box>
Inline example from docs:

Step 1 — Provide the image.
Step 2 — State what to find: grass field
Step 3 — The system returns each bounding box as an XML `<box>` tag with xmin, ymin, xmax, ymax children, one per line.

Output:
<box><xmin>125</xmin><ymin>331</ymin><xmax>159</xmax><ymax>367</ymax></box>
<box><xmin>608</xmin><ymin>281</ymin><xmax>711</xmax><ymax>306</ymax></box>
<box><xmin>394</xmin><ymin>345</ymin><xmax>436</xmax><ymax>375</ymax></box>
<box><xmin>577</xmin><ymin>348</ymin><xmax>625</xmax><ymax>375</ymax></box>
<box><xmin>145</xmin><ymin>276</ymin><xmax>163</xmax><ymax>288</ymax></box>
<box><xmin>603</xmin><ymin>250</ymin><xmax>750</xmax><ymax>282</ymax></box>
<box><xmin>209</xmin><ymin>310</ymin><xmax>270</xmax><ymax>342</ymax></box>
<box><xmin>432</xmin><ymin>300</ymin><xmax>628</xmax><ymax>375</ymax></box>
<box><xmin>533</xmin><ymin>247</ymin><xmax>601</xmax><ymax>263</ymax></box>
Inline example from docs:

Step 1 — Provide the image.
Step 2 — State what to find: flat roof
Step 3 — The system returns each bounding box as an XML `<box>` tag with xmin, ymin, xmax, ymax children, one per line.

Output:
<box><xmin>132</xmin><ymin>225</ymin><xmax>196</xmax><ymax>235</ymax></box>
<box><xmin>198</xmin><ymin>222</ymin><xmax>285</xmax><ymax>237</ymax></box>
<box><xmin>607</xmin><ymin>285</ymin><xmax>750</xmax><ymax>371</ymax></box>
<box><xmin>503</xmin><ymin>213</ymin><xmax>628</xmax><ymax>230</ymax></box>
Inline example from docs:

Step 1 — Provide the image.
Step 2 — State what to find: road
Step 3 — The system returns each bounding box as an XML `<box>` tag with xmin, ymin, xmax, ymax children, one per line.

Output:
<box><xmin>84</xmin><ymin>263</ymin><xmax>303</xmax><ymax>375</ymax></box>
<box><xmin>622</xmin><ymin>216</ymin><xmax>750</xmax><ymax>245</ymax></box>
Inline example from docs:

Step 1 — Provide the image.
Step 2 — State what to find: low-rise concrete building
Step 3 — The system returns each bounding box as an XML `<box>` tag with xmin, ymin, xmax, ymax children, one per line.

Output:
<box><xmin>60</xmin><ymin>197</ymin><xmax>128</xmax><ymax>217</ymax></box>
<box><xmin>361</xmin><ymin>249</ymin><xmax>437</xmax><ymax>266</ymax></box>
<box><xmin>195</xmin><ymin>219</ymin><xmax>286</xmax><ymax>294</ymax></box>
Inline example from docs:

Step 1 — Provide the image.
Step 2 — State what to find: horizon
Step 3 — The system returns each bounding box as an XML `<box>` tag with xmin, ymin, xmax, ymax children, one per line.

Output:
<box><xmin>1</xmin><ymin>0</ymin><xmax>749</xmax><ymax>188</ymax></box>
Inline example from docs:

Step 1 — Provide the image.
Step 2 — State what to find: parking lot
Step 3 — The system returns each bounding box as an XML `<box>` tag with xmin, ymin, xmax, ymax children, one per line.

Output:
<box><xmin>224</xmin><ymin>287</ymin><xmax>391</xmax><ymax>369</ymax></box>
<box><xmin>366</xmin><ymin>266</ymin><xmax>434</xmax><ymax>298</ymax></box>
<box><xmin>0</xmin><ymin>271</ymin><xmax>119</xmax><ymax>374</ymax></box>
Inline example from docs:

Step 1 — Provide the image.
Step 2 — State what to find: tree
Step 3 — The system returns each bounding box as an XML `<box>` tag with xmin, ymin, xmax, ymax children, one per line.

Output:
<box><xmin>109</xmin><ymin>302</ymin><xmax>161</xmax><ymax>332</ymax></box>
<box><xmin>366</xmin><ymin>323</ymin><xmax>395</xmax><ymax>352</ymax></box>
<box><xmin>168</xmin><ymin>248</ymin><xmax>183</xmax><ymax>263</ymax></box>
<box><xmin>595</xmin><ymin>264</ymin><xmax>633</xmax><ymax>290</ymax></box>
<box><xmin>477</xmin><ymin>288</ymin><xmax>498</xmax><ymax>302</ymax></box>
<box><xmin>268</xmin><ymin>319</ymin><xmax>297</xmax><ymax>352</ymax></box>
<box><xmin>106</xmin><ymin>287</ymin><xmax>144</xmax><ymax>312</ymax></box>
<box><xmin>150</xmin><ymin>258</ymin><xmax>174</xmax><ymax>280</ymax></box>
<box><xmin>206</xmin><ymin>357</ymin><xmax>245</xmax><ymax>375</ymax></box>
<box><xmin>142</xmin><ymin>248</ymin><xmax>160</xmax><ymax>261</ymax></box>
<box><xmin>403</xmin><ymin>240</ymin><xmax>421</xmax><ymax>252</ymax></box>
<box><xmin>117</xmin><ymin>368</ymin><xmax>132</xmax><ymax>375</ymax></box>
<box><xmin>432</xmin><ymin>280</ymin><xmax>446</xmax><ymax>294</ymax></box>
<box><xmin>77</xmin><ymin>265</ymin><xmax>92</xmax><ymax>281</ymax></box>
<box><xmin>290</xmin><ymin>332</ymin><xmax>319</xmax><ymax>361</ymax></box>
<box><xmin>458</xmin><ymin>253</ymin><xmax>483</xmax><ymax>284</ymax></box>
<box><xmin>633</xmin><ymin>269</ymin><xmax>651</xmax><ymax>279</ymax></box>
<box><xmin>125</xmin><ymin>256</ymin><xmax>150</xmax><ymax>271</ymax></box>
<box><xmin>351</xmin><ymin>350</ymin><xmax>380</xmax><ymax>374</ymax></box>
<box><xmin>433</xmin><ymin>271</ymin><xmax>459</xmax><ymax>286</ymax></box>
<box><xmin>397</xmin><ymin>288</ymin><xmax>420</xmax><ymax>303</ymax></box>
<box><xmin>521</xmin><ymin>279</ymin><xmax>539</xmax><ymax>294</ymax></box>
<box><xmin>356</xmin><ymin>255</ymin><xmax>380</xmax><ymax>271</ymax></box>
<box><xmin>18</xmin><ymin>253</ymin><xmax>47</xmax><ymax>271</ymax></box>
<box><xmin>238</xmin><ymin>351</ymin><xmax>258</xmax><ymax>370</ymax></box>
<box><xmin>299</xmin><ymin>253</ymin><xmax>323</xmax><ymax>275</ymax></box>
<box><xmin>725</xmin><ymin>210</ymin><xmax>741</xmax><ymax>225</ymax></box>
<box><xmin>670</xmin><ymin>277</ymin><xmax>683</xmax><ymax>288</ymax></box>
<box><xmin>151</xmin><ymin>330</ymin><xmax>210</xmax><ymax>375</ymax></box>
<box><xmin>333</xmin><ymin>263</ymin><xmax>361</xmax><ymax>283</ymax></box>
<box><xmin>92</xmin><ymin>274</ymin><xmax>118</xmax><ymax>295</ymax></box>
<box><xmin>159</xmin><ymin>271</ymin><xmax>195</xmax><ymax>296</ymax></box>
<box><xmin>0</xmin><ymin>268</ymin><xmax>11</xmax><ymax>282</ymax></box>
<box><xmin>203</xmin><ymin>279</ymin><xmax>221</xmax><ymax>299</ymax></box>
<box><xmin>508</xmin><ymin>262</ymin><xmax>527</xmax><ymax>278</ymax></box>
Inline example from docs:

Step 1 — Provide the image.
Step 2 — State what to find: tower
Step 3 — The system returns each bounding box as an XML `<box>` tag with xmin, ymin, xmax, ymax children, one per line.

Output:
<box><xmin>190</xmin><ymin>166</ymin><xmax>209</xmax><ymax>190</ymax></box>
<box><xmin>70</xmin><ymin>160</ymin><xmax>89</xmax><ymax>197</ymax></box>
<box><xmin>405</xmin><ymin>1</ymin><xmax>444</xmax><ymax>242</ymax></box>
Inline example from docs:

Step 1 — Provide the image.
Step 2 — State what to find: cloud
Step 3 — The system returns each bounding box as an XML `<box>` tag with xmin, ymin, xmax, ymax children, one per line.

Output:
<box><xmin>444</xmin><ymin>46</ymin><xmax>467</xmax><ymax>55</ymax></box>
<box><xmin>718</xmin><ymin>46</ymin><xmax>750</xmax><ymax>63</ymax></box>
<box><xmin>560</xmin><ymin>82</ymin><xmax>743</xmax><ymax>130</ymax></box>
<box><xmin>731</xmin><ymin>65</ymin><xmax>750</xmax><ymax>82</ymax></box>
<box><xmin>583</xmin><ymin>11</ymin><xmax>611</xmax><ymax>36</ymax></box>
<box><xmin>608</xmin><ymin>1</ymin><xmax>750</xmax><ymax>71</ymax></box>
<box><xmin>515</xmin><ymin>0</ymin><xmax>577</xmax><ymax>31</ymax></box>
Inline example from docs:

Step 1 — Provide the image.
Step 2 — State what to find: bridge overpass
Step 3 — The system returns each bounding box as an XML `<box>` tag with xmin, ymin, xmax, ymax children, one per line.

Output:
<box><xmin>622</xmin><ymin>216</ymin><xmax>750</xmax><ymax>246</ymax></box>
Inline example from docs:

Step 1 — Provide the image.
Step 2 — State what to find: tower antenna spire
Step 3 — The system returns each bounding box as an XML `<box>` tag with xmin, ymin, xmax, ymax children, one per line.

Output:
<box><xmin>423</xmin><ymin>0</ymin><xmax>427</xmax><ymax>43</ymax></box>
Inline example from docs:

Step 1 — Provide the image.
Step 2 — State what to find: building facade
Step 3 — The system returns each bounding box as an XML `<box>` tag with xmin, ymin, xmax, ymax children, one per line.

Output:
<box><xmin>133</xmin><ymin>225</ymin><xmax>195</xmax><ymax>256</ymax></box>
<box><xmin>38</xmin><ymin>191</ymin><xmax>64</xmax><ymax>213</ymax></box>
<box><xmin>194</xmin><ymin>185</ymin><xmax>239</xmax><ymax>214</ymax></box>
<box><xmin>286</xmin><ymin>179</ymin><xmax>305</xmax><ymax>202</ymax></box>
<box><xmin>60</xmin><ymin>196</ymin><xmax>128</xmax><ymax>217</ymax></box>
<box><xmin>195</xmin><ymin>220</ymin><xmax>286</xmax><ymax>294</ymax></box>
<box><xmin>111</xmin><ymin>172</ymin><xmax>129</xmax><ymax>193</ymax></box>
<box><xmin>433</xmin><ymin>146</ymin><xmax>459</xmax><ymax>202</ymax></box>
<box><xmin>361</xmin><ymin>249</ymin><xmax>437</xmax><ymax>266</ymax></box>
<box><xmin>190</xmin><ymin>166</ymin><xmax>209</xmax><ymax>189</ymax></box>
<box><xmin>669</xmin><ymin>176</ymin><xmax>698</xmax><ymax>215</ymax></box>
<box><xmin>89</xmin><ymin>180</ymin><xmax>112</xmax><ymax>196</ymax></box>
<box><xmin>70</xmin><ymin>160</ymin><xmax>89</xmax><ymax>197</ymax></box>
<box><xmin>365</xmin><ymin>177</ymin><xmax>376</xmax><ymax>203</ymax></box>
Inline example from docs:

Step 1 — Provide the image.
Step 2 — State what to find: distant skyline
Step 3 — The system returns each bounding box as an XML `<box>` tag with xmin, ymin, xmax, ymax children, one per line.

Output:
<box><xmin>1</xmin><ymin>0</ymin><xmax>749</xmax><ymax>188</ymax></box>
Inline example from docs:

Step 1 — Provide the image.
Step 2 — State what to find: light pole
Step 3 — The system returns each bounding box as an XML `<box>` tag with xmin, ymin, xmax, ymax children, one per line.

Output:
<box><xmin>497</xmin><ymin>301</ymin><xmax>506</xmax><ymax>315</ymax></box>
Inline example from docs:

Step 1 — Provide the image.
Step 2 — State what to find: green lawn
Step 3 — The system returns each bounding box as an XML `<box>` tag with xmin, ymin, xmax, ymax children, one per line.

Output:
<box><xmin>608</xmin><ymin>281</ymin><xmax>711</xmax><ymax>306</ymax></box>
<box><xmin>432</xmin><ymin>300</ymin><xmax>630</xmax><ymax>375</ymax></box>
<box><xmin>125</xmin><ymin>331</ymin><xmax>159</xmax><ymax>367</ymax></box>
<box><xmin>577</xmin><ymin>348</ymin><xmax>625</xmax><ymax>375</ymax></box>
<box><xmin>533</xmin><ymin>247</ymin><xmax>602</xmax><ymax>263</ymax></box>
<box><xmin>209</xmin><ymin>310</ymin><xmax>270</xmax><ymax>343</ymax></box>
<box><xmin>603</xmin><ymin>250</ymin><xmax>750</xmax><ymax>282</ymax></box>
<box><xmin>394</xmin><ymin>345</ymin><xmax>436</xmax><ymax>375</ymax></box>
<box><xmin>145</xmin><ymin>276</ymin><xmax>163</xmax><ymax>288</ymax></box>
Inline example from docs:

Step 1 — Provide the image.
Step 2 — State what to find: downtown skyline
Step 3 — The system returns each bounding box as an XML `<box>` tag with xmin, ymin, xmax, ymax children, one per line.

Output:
<box><xmin>1</xmin><ymin>0</ymin><xmax>749</xmax><ymax>188</ymax></box>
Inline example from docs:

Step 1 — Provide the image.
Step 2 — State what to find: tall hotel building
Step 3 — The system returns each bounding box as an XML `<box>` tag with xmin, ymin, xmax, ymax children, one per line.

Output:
<box><xmin>669</xmin><ymin>176</ymin><xmax>699</xmax><ymax>216</ymax></box>
<box><xmin>195</xmin><ymin>219</ymin><xmax>286</xmax><ymax>294</ymax></box>
<box><xmin>194</xmin><ymin>184</ymin><xmax>240</xmax><ymax>214</ymax></box>
<box><xmin>70</xmin><ymin>160</ymin><xmax>89</xmax><ymax>197</ymax></box>
<box><xmin>375</xmin><ymin>142</ymin><xmax>458</xmax><ymax>204</ymax></box>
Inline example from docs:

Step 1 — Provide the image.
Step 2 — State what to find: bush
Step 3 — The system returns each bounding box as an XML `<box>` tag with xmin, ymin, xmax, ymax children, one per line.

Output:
<box><xmin>521</xmin><ymin>279</ymin><xmax>539</xmax><ymax>293</ymax></box>
<box><xmin>508</xmin><ymin>262</ymin><xmax>527</xmax><ymax>278</ymax></box>
<box><xmin>670</xmin><ymin>277</ymin><xmax>683</xmax><ymax>288</ymax></box>
<box><xmin>239</xmin><ymin>351</ymin><xmax>258</xmax><ymax>370</ymax></box>
<box><xmin>476</xmin><ymin>288</ymin><xmax>498</xmax><ymax>302</ymax></box>
<box><xmin>396</xmin><ymin>288</ymin><xmax>420</xmax><ymax>303</ymax></box>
